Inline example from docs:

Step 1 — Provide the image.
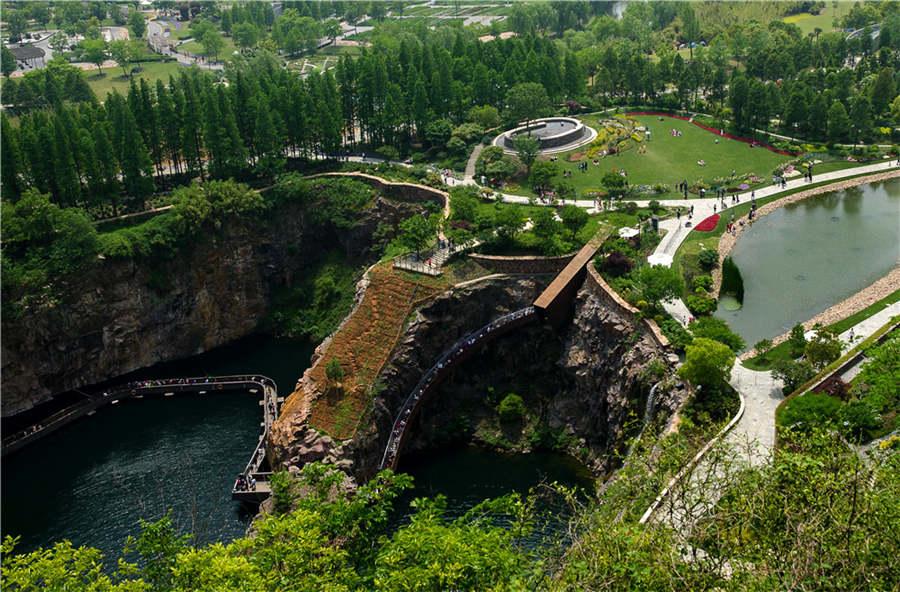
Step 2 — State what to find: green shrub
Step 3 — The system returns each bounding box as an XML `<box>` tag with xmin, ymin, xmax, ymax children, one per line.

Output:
<box><xmin>497</xmin><ymin>393</ymin><xmax>526</xmax><ymax>423</ymax></box>
<box><xmin>773</xmin><ymin>359</ymin><xmax>817</xmax><ymax>395</ymax></box>
<box><xmin>692</xmin><ymin>275</ymin><xmax>713</xmax><ymax>292</ymax></box>
<box><xmin>788</xmin><ymin>324</ymin><xmax>807</xmax><ymax>357</ymax></box>
<box><xmin>685</xmin><ymin>294</ymin><xmax>717</xmax><ymax>316</ymax></box>
<box><xmin>659</xmin><ymin>317</ymin><xmax>693</xmax><ymax>351</ymax></box>
<box><xmin>689</xmin><ymin>317</ymin><xmax>745</xmax><ymax>352</ymax></box>
<box><xmin>698</xmin><ymin>249</ymin><xmax>718</xmax><ymax>271</ymax></box>
<box><xmin>779</xmin><ymin>393</ymin><xmax>843</xmax><ymax>431</ymax></box>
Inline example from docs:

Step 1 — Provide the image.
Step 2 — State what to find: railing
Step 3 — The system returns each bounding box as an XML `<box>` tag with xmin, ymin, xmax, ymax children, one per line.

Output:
<box><xmin>379</xmin><ymin>306</ymin><xmax>538</xmax><ymax>470</ymax></box>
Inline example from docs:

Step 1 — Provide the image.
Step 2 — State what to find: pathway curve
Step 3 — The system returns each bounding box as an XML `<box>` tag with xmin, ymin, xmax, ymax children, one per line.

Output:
<box><xmin>648</xmin><ymin>305</ymin><xmax>900</xmax><ymax>530</ymax></box>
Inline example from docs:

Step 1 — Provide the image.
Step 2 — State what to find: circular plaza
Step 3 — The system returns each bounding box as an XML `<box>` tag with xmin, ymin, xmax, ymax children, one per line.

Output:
<box><xmin>493</xmin><ymin>116</ymin><xmax>597</xmax><ymax>155</ymax></box>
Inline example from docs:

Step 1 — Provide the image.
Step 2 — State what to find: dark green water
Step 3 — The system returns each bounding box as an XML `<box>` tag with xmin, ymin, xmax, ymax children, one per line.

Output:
<box><xmin>1</xmin><ymin>335</ymin><xmax>314</xmax><ymax>559</ymax></box>
<box><xmin>2</xmin><ymin>335</ymin><xmax>591</xmax><ymax>560</ymax></box>
<box><xmin>716</xmin><ymin>179</ymin><xmax>900</xmax><ymax>347</ymax></box>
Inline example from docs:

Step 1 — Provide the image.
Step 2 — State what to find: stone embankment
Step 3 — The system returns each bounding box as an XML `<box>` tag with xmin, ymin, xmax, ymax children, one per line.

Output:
<box><xmin>713</xmin><ymin>170</ymin><xmax>900</xmax><ymax>296</ymax></box>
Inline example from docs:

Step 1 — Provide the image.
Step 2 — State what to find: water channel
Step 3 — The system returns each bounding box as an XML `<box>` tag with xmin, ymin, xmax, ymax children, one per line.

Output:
<box><xmin>3</xmin><ymin>335</ymin><xmax>591</xmax><ymax>560</ymax></box>
<box><xmin>715</xmin><ymin>179</ymin><xmax>900</xmax><ymax>347</ymax></box>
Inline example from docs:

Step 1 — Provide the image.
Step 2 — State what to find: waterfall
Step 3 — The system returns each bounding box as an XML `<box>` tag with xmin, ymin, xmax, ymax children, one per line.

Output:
<box><xmin>624</xmin><ymin>381</ymin><xmax>662</xmax><ymax>460</ymax></box>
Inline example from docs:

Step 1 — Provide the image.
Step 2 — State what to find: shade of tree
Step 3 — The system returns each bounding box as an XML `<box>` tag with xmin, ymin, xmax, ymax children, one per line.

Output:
<box><xmin>633</xmin><ymin>264</ymin><xmax>684</xmax><ymax>307</ymax></box>
<box><xmin>804</xmin><ymin>327</ymin><xmax>842</xmax><ymax>370</ymax></box>
<box><xmin>870</xmin><ymin>67</ymin><xmax>896</xmax><ymax>115</ymax></box>
<box><xmin>398</xmin><ymin>213</ymin><xmax>436</xmax><ymax>256</ymax></box>
<box><xmin>109</xmin><ymin>39</ymin><xmax>141</xmax><ymax>78</ymax></box>
<box><xmin>559</xmin><ymin>204</ymin><xmax>588</xmax><ymax>238</ymax></box>
<box><xmin>232</xmin><ymin>22</ymin><xmax>260</xmax><ymax>51</ymax></box>
<box><xmin>678</xmin><ymin>337</ymin><xmax>735</xmax><ymax>389</ymax></box>
<box><xmin>688</xmin><ymin>317</ymin><xmax>745</xmax><ymax>353</ymax></box>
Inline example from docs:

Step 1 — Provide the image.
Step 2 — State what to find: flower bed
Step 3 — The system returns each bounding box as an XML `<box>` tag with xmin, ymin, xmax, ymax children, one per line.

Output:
<box><xmin>694</xmin><ymin>213</ymin><xmax>720</xmax><ymax>232</ymax></box>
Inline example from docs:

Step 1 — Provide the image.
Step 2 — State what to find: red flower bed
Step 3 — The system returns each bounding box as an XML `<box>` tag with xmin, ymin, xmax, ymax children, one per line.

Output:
<box><xmin>694</xmin><ymin>213</ymin><xmax>720</xmax><ymax>232</ymax></box>
<box><xmin>624</xmin><ymin>111</ymin><xmax>799</xmax><ymax>156</ymax></box>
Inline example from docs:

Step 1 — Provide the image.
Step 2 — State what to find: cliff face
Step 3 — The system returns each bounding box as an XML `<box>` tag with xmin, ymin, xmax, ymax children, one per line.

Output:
<box><xmin>271</xmin><ymin>275</ymin><xmax>687</xmax><ymax>481</ymax></box>
<box><xmin>1</xmin><ymin>197</ymin><xmax>421</xmax><ymax>416</ymax></box>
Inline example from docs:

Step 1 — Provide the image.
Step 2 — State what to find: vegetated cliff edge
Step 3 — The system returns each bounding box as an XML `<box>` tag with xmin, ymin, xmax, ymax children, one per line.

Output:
<box><xmin>1</xmin><ymin>195</ymin><xmax>423</xmax><ymax>417</ymax></box>
<box><xmin>270</xmin><ymin>273</ymin><xmax>688</xmax><ymax>481</ymax></box>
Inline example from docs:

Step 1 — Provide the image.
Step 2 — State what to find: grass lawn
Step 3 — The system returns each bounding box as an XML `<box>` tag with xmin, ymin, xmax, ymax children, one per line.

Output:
<box><xmin>782</xmin><ymin>2</ymin><xmax>854</xmax><ymax>36</ymax></box>
<box><xmin>86</xmin><ymin>61</ymin><xmax>184</xmax><ymax>99</ymax></box>
<box><xmin>522</xmin><ymin>114</ymin><xmax>790</xmax><ymax>200</ymax></box>
<box><xmin>179</xmin><ymin>36</ymin><xmax>237</xmax><ymax>58</ymax></box>
<box><xmin>745</xmin><ymin>288</ymin><xmax>900</xmax><ymax>370</ymax></box>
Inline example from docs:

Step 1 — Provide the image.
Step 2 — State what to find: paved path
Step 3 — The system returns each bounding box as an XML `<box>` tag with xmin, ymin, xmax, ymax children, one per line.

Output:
<box><xmin>838</xmin><ymin>301</ymin><xmax>900</xmax><ymax>350</ymax></box>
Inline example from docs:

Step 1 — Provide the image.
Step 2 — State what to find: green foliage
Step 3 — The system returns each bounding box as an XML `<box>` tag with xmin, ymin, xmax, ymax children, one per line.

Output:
<box><xmin>689</xmin><ymin>317</ymin><xmax>745</xmax><ymax>352</ymax></box>
<box><xmin>678</xmin><ymin>337</ymin><xmax>735</xmax><ymax>389</ymax></box>
<box><xmin>633</xmin><ymin>265</ymin><xmax>684</xmax><ymax>307</ymax></box>
<box><xmin>122</xmin><ymin>511</ymin><xmax>189</xmax><ymax>591</ymax></box>
<box><xmin>397</xmin><ymin>213</ymin><xmax>438</xmax><ymax>255</ymax></box>
<box><xmin>685</xmin><ymin>294</ymin><xmax>717</xmax><ymax>316</ymax></box>
<box><xmin>559</xmin><ymin>205</ymin><xmax>589</xmax><ymax>238</ymax></box>
<box><xmin>529</xmin><ymin>160</ymin><xmax>559</xmax><ymax>192</ymax></box>
<box><xmin>779</xmin><ymin>392</ymin><xmax>843</xmax><ymax>430</ymax></box>
<box><xmin>497</xmin><ymin>393</ymin><xmax>526</xmax><ymax>423</ymax></box>
<box><xmin>272</xmin><ymin>176</ymin><xmax>374</xmax><ymax>229</ymax></box>
<box><xmin>505</xmin><ymin>82</ymin><xmax>551</xmax><ymax>127</ymax></box>
<box><xmin>1</xmin><ymin>537</ymin><xmax>146</xmax><ymax>592</ymax></box>
<box><xmin>514</xmin><ymin>134</ymin><xmax>541</xmax><ymax>172</ymax></box>
<box><xmin>658</xmin><ymin>316</ymin><xmax>694</xmax><ymax>352</ymax></box>
<box><xmin>720</xmin><ymin>256</ymin><xmax>744</xmax><ymax>303</ymax></box>
<box><xmin>697</xmin><ymin>249</ymin><xmax>719</xmax><ymax>271</ymax></box>
<box><xmin>804</xmin><ymin>327</ymin><xmax>842</xmax><ymax>370</ymax></box>
<box><xmin>773</xmin><ymin>358</ymin><xmax>817</xmax><ymax>395</ymax></box>
<box><xmin>269</xmin><ymin>470</ymin><xmax>294</xmax><ymax>515</ymax></box>
<box><xmin>266</xmin><ymin>253</ymin><xmax>358</xmax><ymax>341</ymax></box>
<box><xmin>754</xmin><ymin>338</ymin><xmax>773</xmax><ymax>360</ymax></box>
<box><xmin>788</xmin><ymin>323</ymin><xmax>807</xmax><ymax>357</ymax></box>
<box><xmin>691</xmin><ymin>274</ymin><xmax>713</xmax><ymax>292</ymax></box>
<box><xmin>325</xmin><ymin>359</ymin><xmax>345</xmax><ymax>384</ymax></box>
<box><xmin>99</xmin><ymin>181</ymin><xmax>267</xmax><ymax>261</ymax></box>
<box><xmin>2</xmin><ymin>190</ymin><xmax>99</xmax><ymax>309</ymax></box>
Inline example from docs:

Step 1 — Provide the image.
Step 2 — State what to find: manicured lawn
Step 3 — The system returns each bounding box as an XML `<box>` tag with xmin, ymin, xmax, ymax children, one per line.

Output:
<box><xmin>528</xmin><ymin>115</ymin><xmax>790</xmax><ymax>200</ymax></box>
<box><xmin>782</xmin><ymin>2</ymin><xmax>854</xmax><ymax>35</ymax></box>
<box><xmin>86</xmin><ymin>61</ymin><xmax>184</xmax><ymax>99</ymax></box>
<box><xmin>179</xmin><ymin>36</ymin><xmax>237</xmax><ymax>58</ymax></box>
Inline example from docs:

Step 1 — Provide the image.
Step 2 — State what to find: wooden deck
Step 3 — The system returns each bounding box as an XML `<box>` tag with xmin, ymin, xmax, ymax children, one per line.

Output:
<box><xmin>533</xmin><ymin>235</ymin><xmax>604</xmax><ymax>320</ymax></box>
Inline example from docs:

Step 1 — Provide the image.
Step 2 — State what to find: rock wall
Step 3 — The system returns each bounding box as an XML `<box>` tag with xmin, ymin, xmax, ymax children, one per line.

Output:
<box><xmin>1</xmin><ymin>196</ymin><xmax>423</xmax><ymax>417</ymax></box>
<box><xmin>271</xmin><ymin>274</ymin><xmax>688</xmax><ymax>480</ymax></box>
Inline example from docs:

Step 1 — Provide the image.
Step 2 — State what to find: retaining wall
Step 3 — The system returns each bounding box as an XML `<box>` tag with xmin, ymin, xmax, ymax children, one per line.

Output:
<box><xmin>585</xmin><ymin>266</ymin><xmax>669</xmax><ymax>349</ymax></box>
<box><xmin>307</xmin><ymin>172</ymin><xmax>447</xmax><ymax>209</ymax></box>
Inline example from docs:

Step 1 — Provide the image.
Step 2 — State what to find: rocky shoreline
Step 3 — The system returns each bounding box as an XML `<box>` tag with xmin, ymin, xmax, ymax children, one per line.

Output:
<box><xmin>739</xmin><ymin>266</ymin><xmax>900</xmax><ymax>359</ymax></box>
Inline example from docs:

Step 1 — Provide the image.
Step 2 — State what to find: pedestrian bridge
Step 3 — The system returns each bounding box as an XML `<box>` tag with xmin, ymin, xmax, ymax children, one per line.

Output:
<box><xmin>379</xmin><ymin>234</ymin><xmax>605</xmax><ymax>470</ymax></box>
<box><xmin>380</xmin><ymin>306</ymin><xmax>539</xmax><ymax>470</ymax></box>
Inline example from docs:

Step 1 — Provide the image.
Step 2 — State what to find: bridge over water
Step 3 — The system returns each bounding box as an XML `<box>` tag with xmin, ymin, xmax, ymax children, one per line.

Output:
<box><xmin>380</xmin><ymin>237</ymin><xmax>604</xmax><ymax>470</ymax></box>
<box><xmin>2</xmin><ymin>375</ymin><xmax>281</xmax><ymax>503</ymax></box>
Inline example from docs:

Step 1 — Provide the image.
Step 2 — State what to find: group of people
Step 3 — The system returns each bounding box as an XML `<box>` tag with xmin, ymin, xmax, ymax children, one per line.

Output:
<box><xmin>234</xmin><ymin>473</ymin><xmax>257</xmax><ymax>492</ymax></box>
